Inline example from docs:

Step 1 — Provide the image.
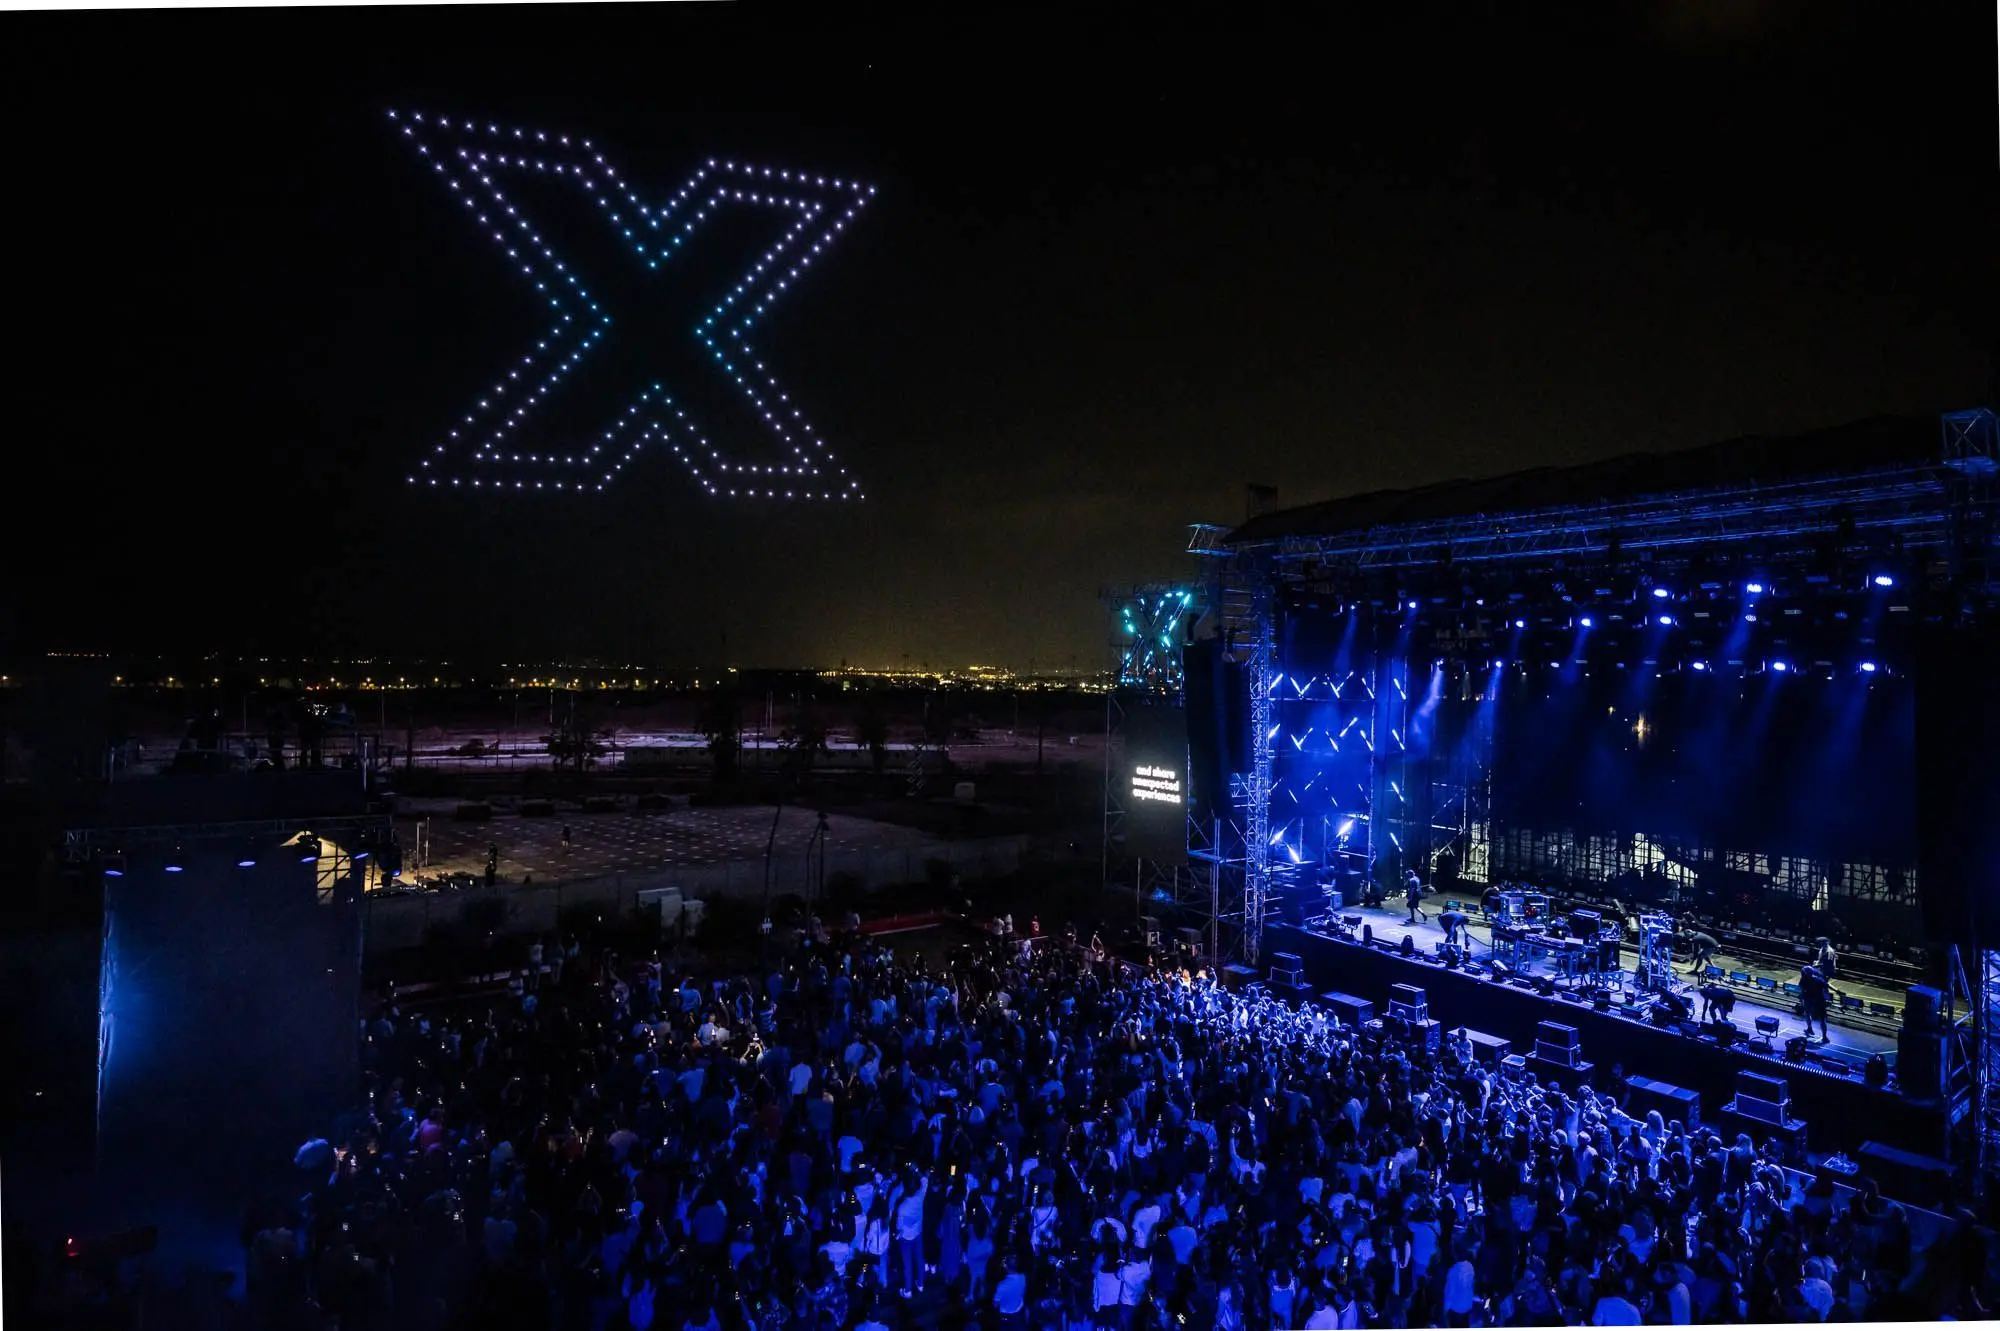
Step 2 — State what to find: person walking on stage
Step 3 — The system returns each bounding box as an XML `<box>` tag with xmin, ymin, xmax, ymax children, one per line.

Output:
<box><xmin>1404</xmin><ymin>870</ymin><xmax>1426</xmax><ymax>925</ymax></box>
<box><xmin>1683</xmin><ymin>928</ymin><xmax>1719</xmax><ymax>976</ymax></box>
<box><xmin>1799</xmin><ymin>963</ymin><xmax>1832</xmax><ymax>1043</ymax></box>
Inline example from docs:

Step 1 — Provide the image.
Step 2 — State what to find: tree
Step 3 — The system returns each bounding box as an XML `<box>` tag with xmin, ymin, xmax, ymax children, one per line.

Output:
<box><xmin>853</xmin><ymin>699</ymin><xmax>892</xmax><ymax>776</ymax></box>
<box><xmin>544</xmin><ymin>728</ymin><xmax>606</xmax><ymax>772</ymax></box>
<box><xmin>778</xmin><ymin>709</ymin><xmax>831</xmax><ymax>783</ymax></box>
<box><xmin>544</xmin><ymin>697</ymin><xmax>606</xmax><ymax>772</ymax></box>
<box><xmin>922</xmin><ymin>692</ymin><xmax>957</xmax><ymax>755</ymax></box>
<box><xmin>698</xmin><ymin>691</ymin><xmax>743</xmax><ymax>785</ymax></box>
<box><xmin>263</xmin><ymin>704</ymin><xmax>291</xmax><ymax>771</ymax></box>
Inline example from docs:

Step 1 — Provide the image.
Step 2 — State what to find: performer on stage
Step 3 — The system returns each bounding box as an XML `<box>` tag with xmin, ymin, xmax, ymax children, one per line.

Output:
<box><xmin>1683</xmin><ymin>928</ymin><xmax>1719</xmax><ymax>976</ymax></box>
<box><xmin>1439</xmin><ymin>908</ymin><xmax>1469</xmax><ymax>947</ymax></box>
<box><xmin>1799</xmin><ymin>963</ymin><xmax>1832</xmax><ymax>1043</ymax></box>
<box><xmin>1815</xmin><ymin>936</ymin><xmax>1837</xmax><ymax>979</ymax></box>
<box><xmin>1403</xmin><ymin>870</ymin><xmax>1426</xmax><ymax>925</ymax></box>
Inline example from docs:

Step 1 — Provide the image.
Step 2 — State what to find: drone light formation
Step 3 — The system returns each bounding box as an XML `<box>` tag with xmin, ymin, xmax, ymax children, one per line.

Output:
<box><xmin>389</xmin><ymin>110</ymin><xmax>873</xmax><ymax>499</ymax></box>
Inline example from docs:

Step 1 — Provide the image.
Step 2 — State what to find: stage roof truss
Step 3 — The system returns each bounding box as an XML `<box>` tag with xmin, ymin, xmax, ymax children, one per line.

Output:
<box><xmin>1259</xmin><ymin>465</ymin><xmax>1952</xmax><ymax>575</ymax></box>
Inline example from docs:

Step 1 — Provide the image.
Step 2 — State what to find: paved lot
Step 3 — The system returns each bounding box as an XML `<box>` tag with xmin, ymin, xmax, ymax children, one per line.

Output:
<box><xmin>397</xmin><ymin>804</ymin><xmax>945</xmax><ymax>885</ymax></box>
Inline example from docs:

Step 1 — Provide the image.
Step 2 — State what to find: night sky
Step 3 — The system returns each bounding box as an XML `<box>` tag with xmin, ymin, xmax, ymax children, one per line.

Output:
<box><xmin>5</xmin><ymin>2</ymin><xmax>1994</xmax><ymax>672</ymax></box>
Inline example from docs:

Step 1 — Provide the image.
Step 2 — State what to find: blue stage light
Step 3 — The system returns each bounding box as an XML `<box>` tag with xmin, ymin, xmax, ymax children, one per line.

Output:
<box><xmin>1872</xmin><ymin>574</ymin><xmax>1895</xmax><ymax>588</ymax></box>
<box><xmin>1860</xmin><ymin>661</ymin><xmax>1879</xmax><ymax>673</ymax></box>
<box><xmin>1746</xmin><ymin>582</ymin><xmax>1765</xmax><ymax>594</ymax></box>
<box><xmin>1579</xmin><ymin>616</ymin><xmax>1593</xmax><ymax>628</ymax></box>
<box><xmin>1407</xmin><ymin>600</ymin><xmax>1418</xmax><ymax>610</ymax></box>
<box><xmin>301</xmin><ymin>854</ymin><xmax>319</xmax><ymax>863</ymax></box>
<box><xmin>1744</xmin><ymin>612</ymin><xmax>1758</xmax><ymax>622</ymax></box>
<box><xmin>164</xmin><ymin>864</ymin><xmax>183</xmax><ymax>873</ymax></box>
<box><xmin>1772</xmin><ymin>660</ymin><xmax>1789</xmax><ymax>673</ymax></box>
<box><xmin>1651</xmin><ymin>587</ymin><xmax>1670</xmax><ymax>599</ymax></box>
<box><xmin>1657</xmin><ymin>615</ymin><xmax>1673</xmax><ymax>626</ymax></box>
<box><xmin>1691</xmin><ymin>661</ymin><xmax>1707</xmax><ymax>672</ymax></box>
<box><xmin>353</xmin><ymin>850</ymin><xmax>371</xmax><ymax>861</ymax></box>
<box><xmin>1514</xmin><ymin>619</ymin><xmax>1526</xmax><ymax>629</ymax></box>
<box><xmin>103</xmin><ymin>867</ymin><xmax>124</xmax><ymax>877</ymax></box>
<box><xmin>237</xmin><ymin>858</ymin><xmax>257</xmax><ymax>868</ymax></box>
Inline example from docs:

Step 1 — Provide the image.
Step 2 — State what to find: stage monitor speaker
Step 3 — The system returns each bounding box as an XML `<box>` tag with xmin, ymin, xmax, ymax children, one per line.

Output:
<box><xmin>1623</xmin><ymin>1074</ymin><xmax>1700</xmax><ymax>1130</ymax></box>
<box><xmin>1536</xmin><ymin>1021</ymin><xmax>1581</xmax><ymax>1067</ymax></box>
<box><xmin>1898</xmin><ymin>1029</ymin><xmax>1950</xmax><ymax>1101</ymax></box>
<box><xmin>1735</xmin><ymin>1071</ymin><xmax>1790</xmax><ymax>1122</ymax></box>
<box><xmin>1917</xmin><ymin>623</ymin><xmax>2000</xmax><ymax>943</ymax></box>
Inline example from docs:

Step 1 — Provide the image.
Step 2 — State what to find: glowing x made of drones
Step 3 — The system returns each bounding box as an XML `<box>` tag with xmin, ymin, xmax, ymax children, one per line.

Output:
<box><xmin>391</xmin><ymin>109</ymin><xmax>871</xmax><ymax>499</ymax></box>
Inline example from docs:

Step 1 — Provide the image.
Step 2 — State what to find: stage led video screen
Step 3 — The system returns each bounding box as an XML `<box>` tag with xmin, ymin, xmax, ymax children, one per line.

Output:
<box><xmin>1123</xmin><ymin>704</ymin><xmax>1190</xmax><ymax>865</ymax></box>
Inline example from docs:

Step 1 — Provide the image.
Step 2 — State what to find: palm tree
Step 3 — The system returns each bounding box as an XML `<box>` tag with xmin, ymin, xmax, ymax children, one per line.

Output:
<box><xmin>922</xmin><ymin>692</ymin><xmax>957</xmax><ymax>756</ymax></box>
<box><xmin>853</xmin><ymin>699</ymin><xmax>892</xmax><ymax>777</ymax></box>
<box><xmin>779</xmin><ymin>709</ymin><xmax>831</xmax><ymax>783</ymax></box>
<box><xmin>697</xmin><ymin>691</ymin><xmax>742</xmax><ymax>785</ymax></box>
<box><xmin>544</xmin><ymin>701</ymin><xmax>606</xmax><ymax>772</ymax></box>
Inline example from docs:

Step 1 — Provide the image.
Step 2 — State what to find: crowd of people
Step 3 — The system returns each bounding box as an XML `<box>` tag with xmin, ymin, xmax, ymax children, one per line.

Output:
<box><xmin>245</xmin><ymin>927</ymin><xmax>1993</xmax><ymax>1329</ymax></box>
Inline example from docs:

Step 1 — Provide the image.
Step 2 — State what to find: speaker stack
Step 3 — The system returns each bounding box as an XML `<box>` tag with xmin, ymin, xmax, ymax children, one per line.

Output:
<box><xmin>1721</xmin><ymin>1070</ymin><xmax>1809</xmax><ymax>1162</ymax></box>
<box><xmin>1897</xmin><ymin>984</ymin><xmax>1950</xmax><ymax>1101</ymax></box>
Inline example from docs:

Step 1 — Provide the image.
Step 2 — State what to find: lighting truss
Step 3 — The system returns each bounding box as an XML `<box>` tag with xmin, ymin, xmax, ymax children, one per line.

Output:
<box><xmin>391</xmin><ymin>110</ymin><xmax>874</xmax><ymax>499</ymax></box>
<box><xmin>1943</xmin><ymin>409</ymin><xmax>1999</xmax><ymax>475</ymax></box>
<box><xmin>1263</xmin><ymin>465</ymin><xmax>1955</xmax><ymax>575</ymax></box>
<box><xmin>1241</xmin><ymin>583</ymin><xmax>1277</xmax><ymax>964</ymax></box>
<box><xmin>1980</xmin><ymin>948</ymin><xmax>2000</xmax><ymax>1177</ymax></box>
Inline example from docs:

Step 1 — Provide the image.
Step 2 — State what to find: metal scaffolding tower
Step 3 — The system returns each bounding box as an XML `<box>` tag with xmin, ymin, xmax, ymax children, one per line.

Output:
<box><xmin>1240</xmin><ymin>581</ymin><xmax>1277</xmax><ymax>964</ymax></box>
<box><xmin>1100</xmin><ymin>584</ymin><xmax>1219</xmax><ymax>957</ymax></box>
<box><xmin>1980</xmin><ymin>949</ymin><xmax>2000</xmax><ymax>1178</ymax></box>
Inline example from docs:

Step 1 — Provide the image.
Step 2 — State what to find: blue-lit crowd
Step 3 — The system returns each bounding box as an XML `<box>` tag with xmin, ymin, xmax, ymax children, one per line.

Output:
<box><xmin>248</xmin><ymin>931</ymin><xmax>1989</xmax><ymax>1329</ymax></box>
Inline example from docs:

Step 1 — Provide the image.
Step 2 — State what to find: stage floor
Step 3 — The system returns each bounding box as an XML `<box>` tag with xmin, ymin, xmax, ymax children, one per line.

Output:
<box><xmin>1317</xmin><ymin>900</ymin><xmax>1900</xmax><ymax>1059</ymax></box>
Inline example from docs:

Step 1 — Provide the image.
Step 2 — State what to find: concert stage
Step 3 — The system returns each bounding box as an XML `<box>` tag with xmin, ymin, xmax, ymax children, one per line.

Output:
<box><xmin>1262</xmin><ymin>922</ymin><xmax>1944</xmax><ymax>1159</ymax></box>
<box><xmin>1149</xmin><ymin>408</ymin><xmax>2000</xmax><ymax>1175</ymax></box>
<box><xmin>1312</xmin><ymin>898</ymin><xmax>1901</xmax><ymax>1058</ymax></box>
